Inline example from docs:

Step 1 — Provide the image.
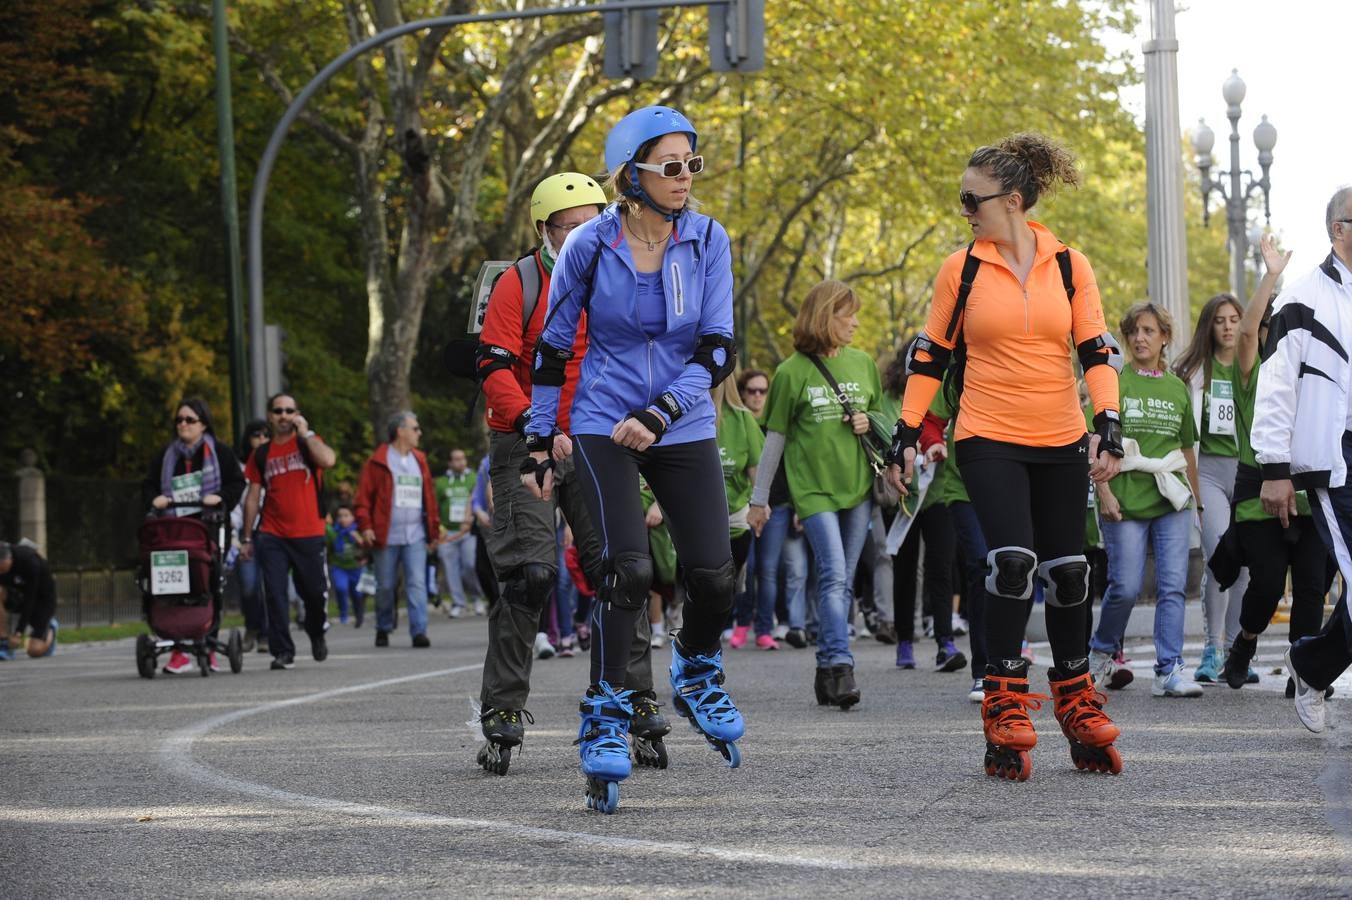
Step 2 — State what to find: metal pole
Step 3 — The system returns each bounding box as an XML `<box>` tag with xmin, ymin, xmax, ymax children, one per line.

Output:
<box><xmin>214</xmin><ymin>0</ymin><xmax>250</xmax><ymax>437</ymax></box>
<box><xmin>245</xmin><ymin>0</ymin><xmax>723</xmax><ymax>418</ymax></box>
<box><xmin>1226</xmin><ymin>109</ymin><xmax>1247</xmax><ymax>298</ymax></box>
<box><xmin>1142</xmin><ymin>0</ymin><xmax>1190</xmax><ymax>334</ymax></box>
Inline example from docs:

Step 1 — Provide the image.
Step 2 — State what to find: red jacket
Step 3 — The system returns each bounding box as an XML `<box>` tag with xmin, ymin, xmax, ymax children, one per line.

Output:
<box><xmin>478</xmin><ymin>251</ymin><xmax>588</xmax><ymax>433</ymax></box>
<box><xmin>354</xmin><ymin>444</ymin><xmax>441</xmax><ymax>548</ymax></box>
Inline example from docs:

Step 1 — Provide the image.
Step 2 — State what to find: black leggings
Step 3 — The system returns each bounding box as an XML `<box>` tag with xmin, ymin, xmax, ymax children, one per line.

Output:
<box><xmin>1235</xmin><ymin>517</ymin><xmax>1333</xmax><ymax>641</ymax></box>
<box><xmin>957</xmin><ymin>437</ymin><xmax>1089</xmax><ymax>671</ymax></box>
<box><xmin>573</xmin><ymin>435</ymin><xmax>733</xmax><ymax>687</ymax></box>
<box><xmin>894</xmin><ymin>502</ymin><xmax>956</xmax><ymax>643</ymax></box>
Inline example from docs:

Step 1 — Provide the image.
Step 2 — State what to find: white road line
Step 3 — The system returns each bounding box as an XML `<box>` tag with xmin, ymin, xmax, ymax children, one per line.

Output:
<box><xmin>160</xmin><ymin>663</ymin><xmax>864</xmax><ymax>871</ymax></box>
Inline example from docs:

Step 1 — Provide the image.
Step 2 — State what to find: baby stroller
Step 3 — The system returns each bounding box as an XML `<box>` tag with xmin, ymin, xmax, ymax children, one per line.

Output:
<box><xmin>135</xmin><ymin>503</ymin><xmax>244</xmax><ymax>678</ymax></box>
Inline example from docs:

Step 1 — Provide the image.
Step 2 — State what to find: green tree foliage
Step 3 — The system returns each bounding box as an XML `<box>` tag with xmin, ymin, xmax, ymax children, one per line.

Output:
<box><xmin>2</xmin><ymin>0</ymin><xmax>1236</xmax><ymax>487</ymax></box>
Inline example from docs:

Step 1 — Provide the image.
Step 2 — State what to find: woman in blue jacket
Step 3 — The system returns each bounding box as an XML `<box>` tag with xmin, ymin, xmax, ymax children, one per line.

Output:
<box><xmin>522</xmin><ymin>106</ymin><xmax>743</xmax><ymax>813</ymax></box>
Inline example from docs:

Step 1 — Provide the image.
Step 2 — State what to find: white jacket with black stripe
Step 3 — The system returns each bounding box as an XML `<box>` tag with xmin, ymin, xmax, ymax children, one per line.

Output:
<box><xmin>1253</xmin><ymin>252</ymin><xmax>1352</xmax><ymax>489</ymax></box>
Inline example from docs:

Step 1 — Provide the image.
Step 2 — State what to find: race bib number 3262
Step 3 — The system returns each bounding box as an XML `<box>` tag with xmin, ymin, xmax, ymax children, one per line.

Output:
<box><xmin>150</xmin><ymin>550</ymin><xmax>190</xmax><ymax>596</ymax></box>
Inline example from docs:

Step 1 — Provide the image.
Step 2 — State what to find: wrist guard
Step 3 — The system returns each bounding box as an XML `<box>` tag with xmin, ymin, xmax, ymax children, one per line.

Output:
<box><xmin>885</xmin><ymin>418</ymin><xmax>922</xmax><ymax>466</ymax></box>
<box><xmin>523</xmin><ymin>431</ymin><xmax>554</xmax><ymax>454</ymax></box>
<box><xmin>1092</xmin><ymin>410</ymin><xmax>1124</xmax><ymax>459</ymax></box>
<box><xmin>513</xmin><ymin>411</ymin><xmax>531</xmax><ymax>435</ymax></box>
<box><xmin>519</xmin><ymin>454</ymin><xmax>556</xmax><ymax>489</ymax></box>
<box><xmin>628</xmin><ymin>409</ymin><xmax>667</xmax><ymax>444</ymax></box>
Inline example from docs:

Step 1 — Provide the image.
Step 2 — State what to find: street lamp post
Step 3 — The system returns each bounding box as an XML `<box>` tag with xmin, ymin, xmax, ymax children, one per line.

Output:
<box><xmin>1191</xmin><ymin>69</ymin><xmax>1277</xmax><ymax>300</ymax></box>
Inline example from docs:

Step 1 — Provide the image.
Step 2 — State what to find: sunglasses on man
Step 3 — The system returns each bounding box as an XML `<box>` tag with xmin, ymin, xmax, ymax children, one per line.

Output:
<box><xmin>634</xmin><ymin>156</ymin><xmax>704</xmax><ymax>178</ymax></box>
<box><xmin>959</xmin><ymin>189</ymin><xmax>1013</xmax><ymax>214</ymax></box>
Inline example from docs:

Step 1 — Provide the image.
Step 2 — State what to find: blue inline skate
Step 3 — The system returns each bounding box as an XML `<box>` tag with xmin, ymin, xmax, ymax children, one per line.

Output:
<box><xmin>669</xmin><ymin>638</ymin><xmax>744</xmax><ymax>768</ymax></box>
<box><xmin>575</xmin><ymin>682</ymin><xmax>634</xmax><ymax>814</ymax></box>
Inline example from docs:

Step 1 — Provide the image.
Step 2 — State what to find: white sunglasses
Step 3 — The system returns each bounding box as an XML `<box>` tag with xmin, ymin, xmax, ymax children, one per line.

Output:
<box><xmin>633</xmin><ymin>156</ymin><xmax>704</xmax><ymax>178</ymax></box>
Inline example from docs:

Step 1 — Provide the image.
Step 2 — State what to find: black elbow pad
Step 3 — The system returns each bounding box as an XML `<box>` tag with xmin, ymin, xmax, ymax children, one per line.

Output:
<box><xmin>475</xmin><ymin>343</ymin><xmax>518</xmax><ymax>385</ymax></box>
<box><xmin>1077</xmin><ymin>332</ymin><xmax>1124</xmax><ymax>374</ymax></box>
<box><xmin>689</xmin><ymin>333</ymin><xmax>737</xmax><ymax>386</ymax></box>
<box><xmin>531</xmin><ymin>340</ymin><xmax>573</xmax><ymax>387</ymax></box>
<box><xmin>904</xmin><ymin>335</ymin><xmax>951</xmax><ymax>380</ymax></box>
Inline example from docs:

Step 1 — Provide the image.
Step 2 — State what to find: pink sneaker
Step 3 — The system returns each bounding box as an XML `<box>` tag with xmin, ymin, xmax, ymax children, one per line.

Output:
<box><xmin>755</xmin><ymin>633</ymin><xmax>779</xmax><ymax>651</ymax></box>
<box><xmin>208</xmin><ymin>651</ymin><xmax>221</xmax><ymax>672</ymax></box>
<box><xmin>729</xmin><ymin>624</ymin><xmax>750</xmax><ymax>649</ymax></box>
<box><xmin>162</xmin><ymin>650</ymin><xmax>193</xmax><ymax>675</ymax></box>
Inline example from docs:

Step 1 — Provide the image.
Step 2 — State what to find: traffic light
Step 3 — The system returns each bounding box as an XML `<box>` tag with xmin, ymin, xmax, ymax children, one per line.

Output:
<box><xmin>602</xmin><ymin>0</ymin><xmax>660</xmax><ymax>80</ymax></box>
<box><xmin>709</xmin><ymin>0</ymin><xmax>764</xmax><ymax>73</ymax></box>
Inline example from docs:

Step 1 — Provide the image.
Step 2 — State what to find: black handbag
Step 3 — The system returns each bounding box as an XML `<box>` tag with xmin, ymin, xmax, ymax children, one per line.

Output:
<box><xmin>806</xmin><ymin>354</ymin><xmax>899</xmax><ymax>509</ymax></box>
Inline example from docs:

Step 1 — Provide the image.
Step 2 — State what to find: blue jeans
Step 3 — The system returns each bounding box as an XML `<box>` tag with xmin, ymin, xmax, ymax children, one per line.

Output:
<box><xmin>374</xmin><ymin>542</ymin><xmax>429</xmax><ymax>638</ymax></box>
<box><xmin>949</xmin><ymin>500</ymin><xmax>989</xmax><ymax>678</ymax></box>
<box><xmin>756</xmin><ymin>504</ymin><xmax>810</xmax><ymax>630</ymax></box>
<box><xmin>802</xmin><ymin>499</ymin><xmax>872</xmax><ymax>667</ymax></box>
<box><xmin>435</xmin><ymin>534</ymin><xmax>481</xmax><ymax>608</ymax></box>
<box><xmin>236</xmin><ymin>554</ymin><xmax>266</xmax><ymax>637</ymax></box>
<box><xmin>1091</xmin><ymin>510</ymin><xmax>1191</xmax><ymax>674</ymax></box>
<box><xmin>555</xmin><ymin>527</ymin><xmax>576</xmax><ymax>640</ymax></box>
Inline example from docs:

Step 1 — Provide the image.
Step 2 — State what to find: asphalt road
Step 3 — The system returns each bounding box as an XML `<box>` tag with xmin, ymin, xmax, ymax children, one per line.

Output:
<box><xmin>3</xmin><ymin>615</ymin><xmax>1350</xmax><ymax>898</ymax></box>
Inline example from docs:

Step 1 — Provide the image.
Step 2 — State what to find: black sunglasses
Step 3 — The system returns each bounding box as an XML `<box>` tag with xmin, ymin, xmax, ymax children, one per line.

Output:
<box><xmin>271</xmin><ymin>406</ymin><xmax>297</xmax><ymax>415</ymax></box>
<box><xmin>174</xmin><ymin>415</ymin><xmax>200</xmax><ymax>425</ymax></box>
<box><xmin>960</xmin><ymin>189</ymin><xmax>1013</xmax><ymax>214</ymax></box>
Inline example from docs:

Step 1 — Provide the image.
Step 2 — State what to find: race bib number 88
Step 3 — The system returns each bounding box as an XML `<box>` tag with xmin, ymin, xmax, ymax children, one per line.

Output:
<box><xmin>1208</xmin><ymin>380</ymin><xmax>1235</xmax><ymax>437</ymax></box>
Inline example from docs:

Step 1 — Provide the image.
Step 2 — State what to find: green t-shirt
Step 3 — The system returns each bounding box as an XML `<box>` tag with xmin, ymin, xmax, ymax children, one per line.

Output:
<box><xmin>434</xmin><ymin>470</ymin><xmax>476</xmax><ymax>529</ymax></box>
<box><xmin>1111</xmin><ymin>366</ymin><xmax>1196</xmax><ymax>520</ymax></box>
<box><xmin>763</xmin><ymin>348</ymin><xmax>882</xmax><ymax>519</ymax></box>
<box><xmin>325</xmin><ymin>524</ymin><xmax>364</xmax><ymax>569</ymax></box>
<box><xmin>1198</xmin><ymin>358</ymin><xmax>1240</xmax><ymax>458</ymax></box>
<box><xmin>1232</xmin><ymin>360</ymin><xmax>1311</xmax><ymax>522</ymax></box>
<box><xmin>717</xmin><ymin>406</ymin><xmax>765</xmax><ymax>533</ymax></box>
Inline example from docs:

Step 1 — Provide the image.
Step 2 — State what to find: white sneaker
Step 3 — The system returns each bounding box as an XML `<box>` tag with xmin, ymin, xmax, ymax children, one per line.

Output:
<box><xmin>1285</xmin><ymin>646</ymin><xmax>1325</xmax><ymax>733</ymax></box>
<box><xmin>1088</xmin><ymin>649</ymin><xmax>1115</xmax><ymax>685</ymax></box>
<box><xmin>650</xmin><ymin>622</ymin><xmax>667</xmax><ymax>649</ymax></box>
<box><xmin>473</xmin><ymin>599</ymin><xmax>487</xmax><ymax>616</ymax></box>
<box><xmin>533</xmin><ymin>632</ymin><xmax>556</xmax><ymax>660</ymax></box>
<box><xmin>968</xmin><ymin>678</ymin><xmax>984</xmax><ymax>703</ymax></box>
<box><xmin>771</xmin><ymin>623</ymin><xmax>789</xmax><ymax>640</ymax></box>
<box><xmin>1152</xmin><ymin>661</ymin><xmax>1203</xmax><ymax>698</ymax></box>
<box><xmin>720</xmin><ymin>627</ymin><xmax>734</xmax><ymax>643</ymax></box>
<box><xmin>448</xmin><ymin>604</ymin><xmax>464</xmax><ymax>618</ymax></box>
<box><xmin>952</xmin><ymin>616</ymin><xmax>969</xmax><ymax>636</ymax></box>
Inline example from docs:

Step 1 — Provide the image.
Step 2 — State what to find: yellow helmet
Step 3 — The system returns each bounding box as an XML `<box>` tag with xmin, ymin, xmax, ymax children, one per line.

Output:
<box><xmin>530</xmin><ymin>172</ymin><xmax>608</xmax><ymax>226</ymax></box>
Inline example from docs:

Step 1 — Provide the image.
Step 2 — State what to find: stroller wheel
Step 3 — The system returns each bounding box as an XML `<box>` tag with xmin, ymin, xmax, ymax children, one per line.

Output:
<box><xmin>199</xmin><ymin>652</ymin><xmax>210</xmax><ymax>677</ymax></box>
<box><xmin>228</xmin><ymin>629</ymin><xmax>244</xmax><ymax>674</ymax></box>
<box><xmin>136</xmin><ymin>634</ymin><xmax>156</xmax><ymax>679</ymax></box>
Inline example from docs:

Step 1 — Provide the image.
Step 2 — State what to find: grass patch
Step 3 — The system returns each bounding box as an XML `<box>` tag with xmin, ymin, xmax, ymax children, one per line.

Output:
<box><xmin>60</xmin><ymin>614</ymin><xmax>246</xmax><ymax>644</ymax></box>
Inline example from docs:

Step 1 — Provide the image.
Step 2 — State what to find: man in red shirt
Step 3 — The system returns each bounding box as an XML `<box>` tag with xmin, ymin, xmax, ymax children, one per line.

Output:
<box><xmin>240</xmin><ymin>393</ymin><xmax>336</xmax><ymax>670</ymax></box>
<box><xmin>471</xmin><ymin>172</ymin><xmax>663</xmax><ymax>774</ymax></box>
<box><xmin>354</xmin><ymin>410</ymin><xmax>440</xmax><ymax>648</ymax></box>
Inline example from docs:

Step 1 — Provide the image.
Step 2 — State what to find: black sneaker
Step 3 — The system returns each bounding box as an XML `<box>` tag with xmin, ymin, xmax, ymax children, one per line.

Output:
<box><xmin>412</xmin><ymin>633</ymin><xmax>430</xmax><ymax>648</ymax></box>
<box><xmin>312</xmin><ymin>635</ymin><xmax>328</xmax><ymax>662</ymax></box>
<box><xmin>270</xmin><ymin>654</ymin><xmax>294</xmax><ymax>670</ymax></box>
<box><xmin>784</xmin><ymin>628</ymin><xmax>807</xmax><ymax>649</ymax></box>
<box><xmin>375</xmin><ymin>630</ymin><xmax>389</xmax><ymax>648</ymax></box>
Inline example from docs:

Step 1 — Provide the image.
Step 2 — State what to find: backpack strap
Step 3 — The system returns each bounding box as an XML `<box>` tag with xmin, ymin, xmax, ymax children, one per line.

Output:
<box><xmin>945</xmin><ymin>242</ymin><xmax>981</xmax><ymax>342</ymax></box>
<box><xmin>516</xmin><ymin>255</ymin><xmax>542</xmax><ymax>337</ymax></box>
<box><xmin>1056</xmin><ymin>248</ymin><xmax>1076</xmax><ymax>302</ymax></box>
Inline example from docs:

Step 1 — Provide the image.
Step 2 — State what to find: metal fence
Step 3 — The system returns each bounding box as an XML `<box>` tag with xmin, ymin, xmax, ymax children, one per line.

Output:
<box><xmin>51</xmin><ymin>567</ymin><xmax>243</xmax><ymax>628</ymax></box>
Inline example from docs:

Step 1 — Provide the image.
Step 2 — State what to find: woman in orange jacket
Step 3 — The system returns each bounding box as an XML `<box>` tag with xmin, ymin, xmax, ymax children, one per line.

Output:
<box><xmin>885</xmin><ymin>133</ymin><xmax>1126</xmax><ymax>781</ymax></box>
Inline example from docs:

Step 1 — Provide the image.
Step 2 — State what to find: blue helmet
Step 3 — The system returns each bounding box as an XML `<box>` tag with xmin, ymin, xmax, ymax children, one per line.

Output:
<box><xmin>603</xmin><ymin>106</ymin><xmax>698</xmax><ymax>172</ymax></box>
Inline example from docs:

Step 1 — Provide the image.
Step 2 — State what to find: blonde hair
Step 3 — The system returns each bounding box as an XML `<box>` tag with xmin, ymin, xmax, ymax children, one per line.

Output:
<box><xmin>1120</xmin><ymin>302</ymin><xmax>1175</xmax><ymax>366</ymax></box>
<box><xmin>711</xmin><ymin>371</ymin><xmax>749</xmax><ymax>429</ymax></box>
<box><xmin>793</xmin><ymin>280</ymin><xmax>859</xmax><ymax>356</ymax></box>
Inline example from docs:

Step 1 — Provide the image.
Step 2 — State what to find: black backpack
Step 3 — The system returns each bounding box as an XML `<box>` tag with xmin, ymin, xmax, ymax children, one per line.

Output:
<box><xmin>943</xmin><ymin>242</ymin><xmax>1078</xmax><ymax>408</ymax></box>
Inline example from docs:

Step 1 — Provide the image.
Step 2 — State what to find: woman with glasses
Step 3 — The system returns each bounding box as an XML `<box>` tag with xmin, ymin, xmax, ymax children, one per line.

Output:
<box><xmin>885</xmin><ymin>133</ymin><xmax>1125</xmax><ymax>781</ymax></box>
<box><xmin>748</xmin><ymin>280</ymin><xmax>883</xmax><ymax>709</ymax></box>
<box><xmin>142</xmin><ymin>398</ymin><xmax>245</xmax><ymax>674</ymax></box>
<box><xmin>522</xmin><ymin>105</ymin><xmax>741</xmax><ymax>813</ymax></box>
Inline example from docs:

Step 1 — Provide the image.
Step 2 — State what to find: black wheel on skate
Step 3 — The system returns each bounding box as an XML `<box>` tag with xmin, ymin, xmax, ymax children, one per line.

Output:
<box><xmin>136</xmin><ymin>634</ymin><xmax>156</xmax><ymax>679</ymax></box>
<box><xmin>227</xmin><ymin>629</ymin><xmax>244</xmax><ymax>674</ymax></box>
<box><xmin>1071</xmin><ymin>742</ymin><xmax>1122</xmax><ymax>775</ymax></box>
<box><xmin>476</xmin><ymin>742</ymin><xmax>511</xmax><ymax>775</ymax></box>
<box><xmin>984</xmin><ymin>745</ymin><xmax>1031</xmax><ymax>781</ymax></box>
<box><xmin>631</xmin><ymin>736</ymin><xmax>669</xmax><ymax>770</ymax></box>
<box><xmin>585</xmin><ymin>777</ymin><xmax>619</xmax><ymax>814</ymax></box>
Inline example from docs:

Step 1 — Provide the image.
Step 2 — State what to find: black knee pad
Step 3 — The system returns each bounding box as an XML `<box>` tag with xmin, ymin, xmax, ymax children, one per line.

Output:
<box><xmin>684</xmin><ymin>559</ymin><xmax>736</xmax><ymax>615</ymax></box>
<box><xmin>985</xmin><ymin>546</ymin><xmax>1037</xmax><ymax>601</ymax></box>
<box><xmin>1038</xmin><ymin>555</ymin><xmax>1089</xmax><ymax>608</ymax></box>
<box><xmin>504</xmin><ymin>563</ymin><xmax>556</xmax><ymax>611</ymax></box>
<box><xmin>599</xmin><ymin>552</ymin><xmax>652</xmax><ymax>612</ymax></box>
